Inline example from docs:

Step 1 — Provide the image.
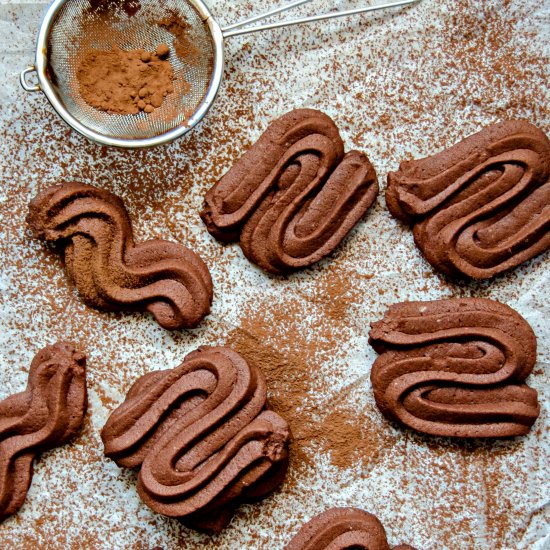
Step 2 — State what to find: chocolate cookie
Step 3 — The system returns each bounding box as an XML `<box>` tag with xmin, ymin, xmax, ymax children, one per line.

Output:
<box><xmin>286</xmin><ymin>508</ymin><xmax>416</xmax><ymax>550</ymax></box>
<box><xmin>0</xmin><ymin>343</ymin><xmax>87</xmax><ymax>521</ymax></box>
<box><xmin>28</xmin><ymin>183</ymin><xmax>213</xmax><ymax>330</ymax></box>
<box><xmin>101</xmin><ymin>346</ymin><xmax>290</xmax><ymax>532</ymax></box>
<box><xmin>386</xmin><ymin>120</ymin><xmax>550</xmax><ymax>279</ymax></box>
<box><xmin>369</xmin><ymin>298</ymin><xmax>540</xmax><ymax>438</ymax></box>
<box><xmin>201</xmin><ymin>108</ymin><xmax>379</xmax><ymax>274</ymax></box>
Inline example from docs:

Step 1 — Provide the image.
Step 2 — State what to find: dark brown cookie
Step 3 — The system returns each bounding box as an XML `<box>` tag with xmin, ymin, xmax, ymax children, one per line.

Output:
<box><xmin>101</xmin><ymin>346</ymin><xmax>290</xmax><ymax>533</ymax></box>
<box><xmin>285</xmin><ymin>507</ymin><xmax>416</xmax><ymax>550</ymax></box>
<box><xmin>0</xmin><ymin>343</ymin><xmax>87</xmax><ymax>521</ymax></box>
<box><xmin>28</xmin><ymin>183</ymin><xmax>213</xmax><ymax>330</ymax></box>
<box><xmin>201</xmin><ymin>108</ymin><xmax>379</xmax><ymax>274</ymax></box>
<box><xmin>386</xmin><ymin>120</ymin><xmax>550</xmax><ymax>279</ymax></box>
<box><xmin>369</xmin><ymin>298</ymin><xmax>540</xmax><ymax>438</ymax></box>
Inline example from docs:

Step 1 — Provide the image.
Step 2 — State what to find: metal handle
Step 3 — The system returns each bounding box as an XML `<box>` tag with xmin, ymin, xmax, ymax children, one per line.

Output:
<box><xmin>20</xmin><ymin>66</ymin><xmax>41</xmax><ymax>93</ymax></box>
<box><xmin>222</xmin><ymin>0</ymin><xmax>420</xmax><ymax>38</ymax></box>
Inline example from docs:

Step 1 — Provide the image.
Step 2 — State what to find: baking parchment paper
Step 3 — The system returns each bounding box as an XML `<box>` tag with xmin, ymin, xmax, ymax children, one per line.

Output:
<box><xmin>0</xmin><ymin>0</ymin><xmax>548</xmax><ymax>548</ymax></box>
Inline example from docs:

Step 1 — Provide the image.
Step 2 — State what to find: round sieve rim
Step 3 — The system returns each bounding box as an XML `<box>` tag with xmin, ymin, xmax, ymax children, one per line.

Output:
<box><xmin>33</xmin><ymin>0</ymin><xmax>224</xmax><ymax>149</ymax></box>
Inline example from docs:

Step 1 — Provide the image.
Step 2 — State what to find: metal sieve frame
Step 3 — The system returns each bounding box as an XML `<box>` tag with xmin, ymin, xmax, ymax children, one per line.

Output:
<box><xmin>20</xmin><ymin>0</ymin><xmax>224</xmax><ymax>149</ymax></box>
<box><xmin>20</xmin><ymin>0</ymin><xmax>420</xmax><ymax>149</ymax></box>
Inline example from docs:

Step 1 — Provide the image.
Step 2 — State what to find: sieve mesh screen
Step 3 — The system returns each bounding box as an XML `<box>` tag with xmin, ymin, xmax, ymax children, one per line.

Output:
<box><xmin>46</xmin><ymin>0</ymin><xmax>215</xmax><ymax>141</ymax></box>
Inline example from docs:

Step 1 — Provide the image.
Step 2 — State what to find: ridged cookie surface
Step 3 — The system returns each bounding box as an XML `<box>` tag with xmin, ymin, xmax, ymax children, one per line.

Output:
<box><xmin>285</xmin><ymin>507</ymin><xmax>416</xmax><ymax>550</ymax></box>
<box><xmin>369</xmin><ymin>298</ymin><xmax>539</xmax><ymax>438</ymax></box>
<box><xmin>28</xmin><ymin>183</ymin><xmax>213</xmax><ymax>330</ymax></box>
<box><xmin>0</xmin><ymin>343</ymin><xmax>87</xmax><ymax>521</ymax></box>
<box><xmin>101</xmin><ymin>346</ymin><xmax>290</xmax><ymax>533</ymax></box>
<box><xmin>201</xmin><ymin>108</ymin><xmax>378</xmax><ymax>274</ymax></box>
<box><xmin>386</xmin><ymin>120</ymin><xmax>550</xmax><ymax>279</ymax></box>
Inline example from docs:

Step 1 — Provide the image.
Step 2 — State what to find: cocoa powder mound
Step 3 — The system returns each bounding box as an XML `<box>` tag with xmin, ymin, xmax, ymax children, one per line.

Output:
<box><xmin>76</xmin><ymin>45</ymin><xmax>176</xmax><ymax>115</ymax></box>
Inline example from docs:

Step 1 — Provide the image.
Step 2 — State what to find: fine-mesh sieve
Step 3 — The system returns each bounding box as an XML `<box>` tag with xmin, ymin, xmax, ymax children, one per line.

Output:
<box><xmin>20</xmin><ymin>0</ymin><xmax>420</xmax><ymax>149</ymax></box>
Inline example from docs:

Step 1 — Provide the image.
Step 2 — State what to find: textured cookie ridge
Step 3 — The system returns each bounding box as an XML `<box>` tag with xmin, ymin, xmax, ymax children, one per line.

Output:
<box><xmin>101</xmin><ymin>346</ymin><xmax>290</xmax><ymax>533</ymax></box>
<box><xmin>285</xmin><ymin>507</ymin><xmax>416</xmax><ymax>550</ymax></box>
<box><xmin>201</xmin><ymin>108</ymin><xmax>379</xmax><ymax>274</ymax></box>
<box><xmin>386</xmin><ymin>120</ymin><xmax>550</xmax><ymax>279</ymax></box>
<box><xmin>369</xmin><ymin>298</ymin><xmax>540</xmax><ymax>438</ymax></box>
<box><xmin>0</xmin><ymin>343</ymin><xmax>87</xmax><ymax>522</ymax></box>
<box><xmin>28</xmin><ymin>182</ymin><xmax>213</xmax><ymax>330</ymax></box>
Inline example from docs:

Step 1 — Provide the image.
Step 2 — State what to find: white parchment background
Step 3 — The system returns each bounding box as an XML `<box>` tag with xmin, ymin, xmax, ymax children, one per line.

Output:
<box><xmin>0</xmin><ymin>1</ymin><xmax>548</xmax><ymax>549</ymax></box>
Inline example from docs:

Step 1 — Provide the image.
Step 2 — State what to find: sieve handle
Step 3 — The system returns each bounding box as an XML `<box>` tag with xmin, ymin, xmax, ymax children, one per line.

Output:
<box><xmin>20</xmin><ymin>66</ymin><xmax>41</xmax><ymax>93</ymax></box>
<box><xmin>221</xmin><ymin>0</ymin><xmax>420</xmax><ymax>38</ymax></box>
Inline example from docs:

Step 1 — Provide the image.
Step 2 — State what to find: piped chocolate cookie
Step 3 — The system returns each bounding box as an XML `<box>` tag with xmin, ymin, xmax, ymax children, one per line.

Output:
<box><xmin>28</xmin><ymin>183</ymin><xmax>213</xmax><ymax>330</ymax></box>
<box><xmin>285</xmin><ymin>507</ymin><xmax>416</xmax><ymax>550</ymax></box>
<box><xmin>201</xmin><ymin>108</ymin><xmax>379</xmax><ymax>274</ymax></box>
<box><xmin>386</xmin><ymin>120</ymin><xmax>550</xmax><ymax>279</ymax></box>
<box><xmin>101</xmin><ymin>346</ymin><xmax>290</xmax><ymax>533</ymax></box>
<box><xmin>369</xmin><ymin>298</ymin><xmax>540</xmax><ymax>438</ymax></box>
<box><xmin>0</xmin><ymin>343</ymin><xmax>87</xmax><ymax>521</ymax></box>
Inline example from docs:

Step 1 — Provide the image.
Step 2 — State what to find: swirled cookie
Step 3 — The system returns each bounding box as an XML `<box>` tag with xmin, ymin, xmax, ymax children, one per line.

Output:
<box><xmin>286</xmin><ymin>508</ymin><xmax>416</xmax><ymax>550</ymax></box>
<box><xmin>369</xmin><ymin>298</ymin><xmax>540</xmax><ymax>438</ymax></box>
<box><xmin>28</xmin><ymin>183</ymin><xmax>213</xmax><ymax>330</ymax></box>
<box><xmin>201</xmin><ymin>109</ymin><xmax>379</xmax><ymax>274</ymax></box>
<box><xmin>0</xmin><ymin>343</ymin><xmax>87</xmax><ymax>521</ymax></box>
<box><xmin>386</xmin><ymin>120</ymin><xmax>550</xmax><ymax>279</ymax></box>
<box><xmin>101</xmin><ymin>346</ymin><xmax>290</xmax><ymax>532</ymax></box>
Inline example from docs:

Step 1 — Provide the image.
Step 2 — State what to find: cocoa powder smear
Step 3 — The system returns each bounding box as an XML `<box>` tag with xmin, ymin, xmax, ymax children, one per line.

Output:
<box><xmin>77</xmin><ymin>44</ymin><xmax>175</xmax><ymax>115</ymax></box>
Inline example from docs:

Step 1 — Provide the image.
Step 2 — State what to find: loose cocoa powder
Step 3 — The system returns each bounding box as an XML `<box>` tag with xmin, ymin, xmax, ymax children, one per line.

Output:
<box><xmin>88</xmin><ymin>0</ymin><xmax>141</xmax><ymax>18</ymax></box>
<box><xmin>159</xmin><ymin>9</ymin><xmax>202</xmax><ymax>66</ymax></box>
<box><xmin>76</xmin><ymin>44</ymin><xmax>176</xmax><ymax>115</ymax></box>
<box><xmin>220</xmin><ymin>349</ymin><xmax>390</xmax><ymax>476</ymax></box>
<box><xmin>1</xmin><ymin>1</ymin><xmax>548</xmax><ymax>548</ymax></box>
<box><xmin>223</xmin><ymin>268</ymin><xmax>397</xmax><ymax>477</ymax></box>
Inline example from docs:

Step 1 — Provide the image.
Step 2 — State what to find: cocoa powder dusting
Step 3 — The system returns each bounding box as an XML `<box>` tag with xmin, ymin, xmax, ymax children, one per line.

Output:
<box><xmin>77</xmin><ymin>45</ymin><xmax>176</xmax><ymax>115</ymax></box>
<box><xmin>224</xmin><ymin>265</ymin><xmax>397</xmax><ymax>477</ymax></box>
<box><xmin>87</xmin><ymin>0</ymin><xmax>141</xmax><ymax>18</ymax></box>
<box><xmin>160</xmin><ymin>9</ymin><xmax>202</xmax><ymax>66</ymax></box>
<box><xmin>0</xmin><ymin>0</ymin><xmax>548</xmax><ymax>548</ymax></box>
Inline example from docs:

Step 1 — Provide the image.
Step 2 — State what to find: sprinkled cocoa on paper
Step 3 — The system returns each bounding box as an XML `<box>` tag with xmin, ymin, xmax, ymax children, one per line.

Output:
<box><xmin>0</xmin><ymin>0</ymin><xmax>548</xmax><ymax>548</ymax></box>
